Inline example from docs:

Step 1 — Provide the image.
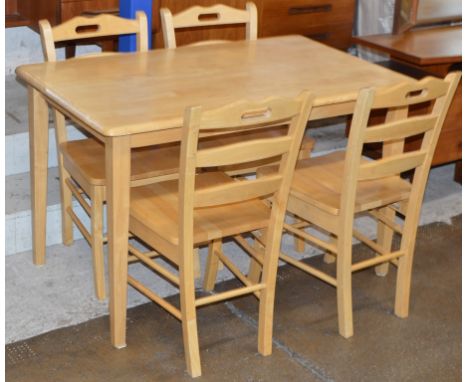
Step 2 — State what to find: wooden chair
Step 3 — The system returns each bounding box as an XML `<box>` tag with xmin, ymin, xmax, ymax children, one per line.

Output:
<box><xmin>160</xmin><ymin>2</ymin><xmax>257</xmax><ymax>49</ymax></box>
<box><xmin>38</xmin><ymin>12</ymin><xmax>183</xmax><ymax>301</ymax></box>
<box><xmin>39</xmin><ymin>12</ymin><xmax>148</xmax><ymax>61</ymax></box>
<box><xmin>127</xmin><ymin>92</ymin><xmax>314</xmax><ymax>377</ymax></box>
<box><xmin>251</xmin><ymin>72</ymin><xmax>461</xmax><ymax>338</ymax></box>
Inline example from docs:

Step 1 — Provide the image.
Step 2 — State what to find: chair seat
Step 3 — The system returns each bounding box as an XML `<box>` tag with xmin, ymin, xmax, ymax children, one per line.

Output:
<box><xmin>62</xmin><ymin>129</ymin><xmax>314</xmax><ymax>186</ymax></box>
<box><xmin>61</xmin><ymin>138</ymin><xmax>181</xmax><ymax>186</ymax></box>
<box><xmin>129</xmin><ymin>172</ymin><xmax>271</xmax><ymax>247</ymax></box>
<box><xmin>259</xmin><ymin>151</ymin><xmax>412</xmax><ymax>215</ymax></box>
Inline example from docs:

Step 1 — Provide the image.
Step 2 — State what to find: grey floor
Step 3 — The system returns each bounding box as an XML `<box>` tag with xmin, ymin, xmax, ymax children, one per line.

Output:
<box><xmin>6</xmin><ymin>217</ymin><xmax>461</xmax><ymax>381</ymax></box>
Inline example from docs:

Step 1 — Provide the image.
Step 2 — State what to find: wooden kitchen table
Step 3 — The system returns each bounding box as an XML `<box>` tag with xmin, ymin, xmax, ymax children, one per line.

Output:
<box><xmin>16</xmin><ymin>35</ymin><xmax>410</xmax><ymax>348</ymax></box>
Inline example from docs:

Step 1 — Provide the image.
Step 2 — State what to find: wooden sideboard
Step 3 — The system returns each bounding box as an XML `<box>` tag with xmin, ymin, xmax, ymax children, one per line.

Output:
<box><xmin>354</xmin><ymin>25</ymin><xmax>462</xmax><ymax>182</ymax></box>
<box><xmin>6</xmin><ymin>0</ymin><xmax>356</xmax><ymax>50</ymax></box>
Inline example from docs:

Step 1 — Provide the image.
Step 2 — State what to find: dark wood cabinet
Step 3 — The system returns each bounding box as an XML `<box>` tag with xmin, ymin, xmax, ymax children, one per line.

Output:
<box><xmin>7</xmin><ymin>0</ymin><xmax>355</xmax><ymax>51</ymax></box>
<box><xmin>260</xmin><ymin>0</ymin><xmax>355</xmax><ymax>50</ymax></box>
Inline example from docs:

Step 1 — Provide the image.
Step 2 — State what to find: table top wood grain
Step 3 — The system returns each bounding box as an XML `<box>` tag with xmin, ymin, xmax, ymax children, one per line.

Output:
<box><xmin>353</xmin><ymin>25</ymin><xmax>461</xmax><ymax>67</ymax></box>
<box><xmin>17</xmin><ymin>35</ymin><xmax>410</xmax><ymax>137</ymax></box>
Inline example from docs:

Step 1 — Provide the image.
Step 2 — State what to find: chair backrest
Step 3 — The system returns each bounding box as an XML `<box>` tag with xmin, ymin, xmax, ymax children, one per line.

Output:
<box><xmin>179</xmin><ymin>92</ymin><xmax>314</xmax><ymax>254</ymax></box>
<box><xmin>160</xmin><ymin>2</ymin><xmax>257</xmax><ymax>49</ymax></box>
<box><xmin>341</xmin><ymin>72</ymin><xmax>461</xmax><ymax>238</ymax></box>
<box><xmin>39</xmin><ymin>11</ymin><xmax>148</xmax><ymax>62</ymax></box>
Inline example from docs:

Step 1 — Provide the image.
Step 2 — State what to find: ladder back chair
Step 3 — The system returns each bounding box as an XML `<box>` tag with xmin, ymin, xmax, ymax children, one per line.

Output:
<box><xmin>160</xmin><ymin>2</ymin><xmax>257</xmax><ymax>49</ymax></box>
<box><xmin>127</xmin><ymin>92</ymin><xmax>314</xmax><ymax>377</ymax></box>
<box><xmin>253</xmin><ymin>72</ymin><xmax>461</xmax><ymax>338</ymax></box>
<box><xmin>39</xmin><ymin>11</ymin><xmax>182</xmax><ymax>301</ymax></box>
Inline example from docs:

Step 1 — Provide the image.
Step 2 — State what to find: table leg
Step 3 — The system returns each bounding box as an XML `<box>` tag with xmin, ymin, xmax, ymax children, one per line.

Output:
<box><xmin>28</xmin><ymin>88</ymin><xmax>49</xmax><ymax>265</ymax></box>
<box><xmin>106</xmin><ymin>136</ymin><xmax>131</xmax><ymax>348</ymax></box>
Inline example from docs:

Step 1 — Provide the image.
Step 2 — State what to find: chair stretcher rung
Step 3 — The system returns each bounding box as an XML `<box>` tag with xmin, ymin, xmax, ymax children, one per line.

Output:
<box><xmin>290</xmin><ymin>220</ymin><xmax>311</xmax><ymax>230</ymax></box>
<box><xmin>284</xmin><ymin>223</ymin><xmax>337</xmax><ymax>254</ymax></box>
<box><xmin>128</xmin><ymin>245</ymin><xmax>160</xmax><ymax>263</ymax></box>
<box><xmin>353</xmin><ymin>229</ymin><xmax>387</xmax><ymax>255</ymax></box>
<box><xmin>67</xmin><ymin>207</ymin><xmax>92</xmax><ymax>244</ymax></box>
<box><xmin>195</xmin><ymin>283</ymin><xmax>266</xmax><ymax>307</ymax></box>
<box><xmin>279</xmin><ymin>252</ymin><xmax>337</xmax><ymax>287</ymax></box>
<box><xmin>368</xmin><ymin>210</ymin><xmax>403</xmax><ymax>235</ymax></box>
<box><xmin>233</xmin><ymin>235</ymin><xmax>264</xmax><ymax>266</ymax></box>
<box><xmin>128</xmin><ymin>275</ymin><xmax>182</xmax><ymax>320</ymax></box>
<box><xmin>128</xmin><ymin>245</ymin><xmax>179</xmax><ymax>286</ymax></box>
<box><xmin>66</xmin><ymin>178</ymin><xmax>91</xmax><ymax>216</ymax></box>
<box><xmin>351</xmin><ymin>251</ymin><xmax>404</xmax><ymax>272</ymax></box>
<box><xmin>216</xmin><ymin>244</ymin><xmax>261</xmax><ymax>299</ymax></box>
<box><xmin>389</xmin><ymin>203</ymin><xmax>407</xmax><ymax>217</ymax></box>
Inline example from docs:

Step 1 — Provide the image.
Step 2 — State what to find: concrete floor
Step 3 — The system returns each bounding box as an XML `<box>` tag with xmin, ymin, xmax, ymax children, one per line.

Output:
<box><xmin>6</xmin><ymin>216</ymin><xmax>461</xmax><ymax>381</ymax></box>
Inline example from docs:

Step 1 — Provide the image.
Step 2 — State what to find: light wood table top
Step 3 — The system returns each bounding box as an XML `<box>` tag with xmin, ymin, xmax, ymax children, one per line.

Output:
<box><xmin>353</xmin><ymin>25</ymin><xmax>461</xmax><ymax>66</ymax></box>
<box><xmin>17</xmin><ymin>35</ymin><xmax>411</xmax><ymax>137</ymax></box>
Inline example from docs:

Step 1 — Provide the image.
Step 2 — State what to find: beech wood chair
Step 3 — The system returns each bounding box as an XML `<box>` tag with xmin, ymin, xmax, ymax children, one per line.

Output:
<box><xmin>250</xmin><ymin>72</ymin><xmax>460</xmax><ymax>338</ymax></box>
<box><xmin>127</xmin><ymin>92</ymin><xmax>314</xmax><ymax>377</ymax></box>
<box><xmin>160</xmin><ymin>2</ymin><xmax>257</xmax><ymax>49</ymax></box>
<box><xmin>39</xmin><ymin>12</ymin><xmax>183</xmax><ymax>301</ymax></box>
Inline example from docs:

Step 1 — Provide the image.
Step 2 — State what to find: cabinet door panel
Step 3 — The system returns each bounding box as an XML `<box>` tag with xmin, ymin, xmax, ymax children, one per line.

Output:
<box><xmin>260</xmin><ymin>0</ymin><xmax>355</xmax><ymax>49</ymax></box>
<box><xmin>61</xmin><ymin>0</ymin><xmax>119</xmax><ymax>21</ymax></box>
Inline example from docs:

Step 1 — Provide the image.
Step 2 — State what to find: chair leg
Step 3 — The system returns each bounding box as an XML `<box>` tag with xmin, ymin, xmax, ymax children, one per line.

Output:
<box><xmin>374</xmin><ymin>207</ymin><xmax>396</xmax><ymax>277</ymax></box>
<box><xmin>203</xmin><ymin>239</ymin><xmax>222</xmax><ymax>291</ymax></box>
<box><xmin>247</xmin><ymin>228</ymin><xmax>266</xmax><ymax>283</ymax></box>
<box><xmin>60</xmin><ymin>172</ymin><xmax>74</xmax><ymax>246</ymax></box>
<box><xmin>180</xmin><ymin>261</ymin><xmax>202</xmax><ymax>377</ymax></box>
<box><xmin>323</xmin><ymin>235</ymin><xmax>337</xmax><ymax>264</ymax></box>
<box><xmin>293</xmin><ymin>144</ymin><xmax>313</xmax><ymax>253</ymax></box>
<box><xmin>336</xmin><ymin>237</ymin><xmax>353</xmax><ymax>338</ymax></box>
<box><xmin>53</xmin><ymin>110</ymin><xmax>74</xmax><ymax>246</ymax></box>
<box><xmin>90</xmin><ymin>187</ymin><xmax>106</xmax><ymax>301</ymax></box>
<box><xmin>193</xmin><ymin>248</ymin><xmax>201</xmax><ymax>279</ymax></box>
<box><xmin>258</xmin><ymin>233</ymin><xmax>281</xmax><ymax>356</ymax></box>
<box><xmin>394</xmin><ymin>248</ymin><xmax>414</xmax><ymax>318</ymax></box>
<box><xmin>293</xmin><ymin>215</ymin><xmax>305</xmax><ymax>252</ymax></box>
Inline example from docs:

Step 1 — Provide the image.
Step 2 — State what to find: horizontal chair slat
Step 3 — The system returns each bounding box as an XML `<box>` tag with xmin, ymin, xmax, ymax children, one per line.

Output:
<box><xmin>200</xmin><ymin>97</ymin><xmax>300</xmax><ymax>130</ymax></box>
<box><xmin>372</xmin><ymin>76</ymin><xmax>449</xmax><ymax>108</ymax></box>
<box><xmin>359</xmin><ymin>151</ymin><xmax>427</xmax><ymax>181</ymax></box>
<box><xmin>194</xmin><ymin>174</ymin><xmax>282</xmax><ymax>207</ymax></box>
<box><xmin>173</xmin><ymin>4</ymin><xmax>251</xmax><ymax>28</ymax></box>
<box><xmin>53</xmin><ymin>14</ymin><xmax>140</xmax><ymax>42</ymax></box>
<box><xmin>364</xmin><ymin>115</ymin><xmax>438</xmax><ymax>143</ymax></box>
<box><xmin>196</xmin><ymin>136</ymin><xmax>292</xmax><ymax>167</ymax></box>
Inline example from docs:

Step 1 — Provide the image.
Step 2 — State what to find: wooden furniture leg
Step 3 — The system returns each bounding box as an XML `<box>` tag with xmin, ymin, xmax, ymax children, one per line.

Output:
<box><xmin>323</xmin><ymin>235</ymin><xmax>337</xmax><ymax>264</ymax></box>
<box><xmin>193</xmin><ymin>248</ymin><xmax>201</xmax><ymax>279</ymax></box>
<box><xmin>29</xmin><ymin>87</ymin><xmax>49</xmax><ymax>265</ymax></box>
<box><xmin>454</xmin><ymin>160</ymin><xmax>461</xmax><ymax>184</ymax></box>
<box><xmin>374</xmin><ymin>207</ymin><xmax>396</xmax><ymax>277</ymax></box>
<box><xmin>293</xmin><ymin>145</ymin><xmax>313</xmax><ymax>252</ymax></box>
<box><xmin>336</xmin><ymin>234</ymin><xmax>353</xmax><ymax>338</ymax></box>
<box><xmin>90</xmin><ymin>186</ymin><xmax>106</xmax><ymax>301</ymax></box>
<box><xmin>180</xmin><ymin>245</ymin><xmax>202</xmax><ymax>377</ymax></box>
<box><xmin>53</xmin><ymin>110</ymin><xmax>74</xmax><ymax>246</ymax></box>
<box><xmin>203</xmin><ymin>239</ymin><xmax>222</xmax><ymax>291</ymax></box>
<box><xmin>106</xmin><ymin>136</ymin><xmax>131</xmax><ymax>348</ymax></box>
<box><xmin>248</xmin><ymin>228</ymin><xmax>266</xmax><ymax>282</ymax></box>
